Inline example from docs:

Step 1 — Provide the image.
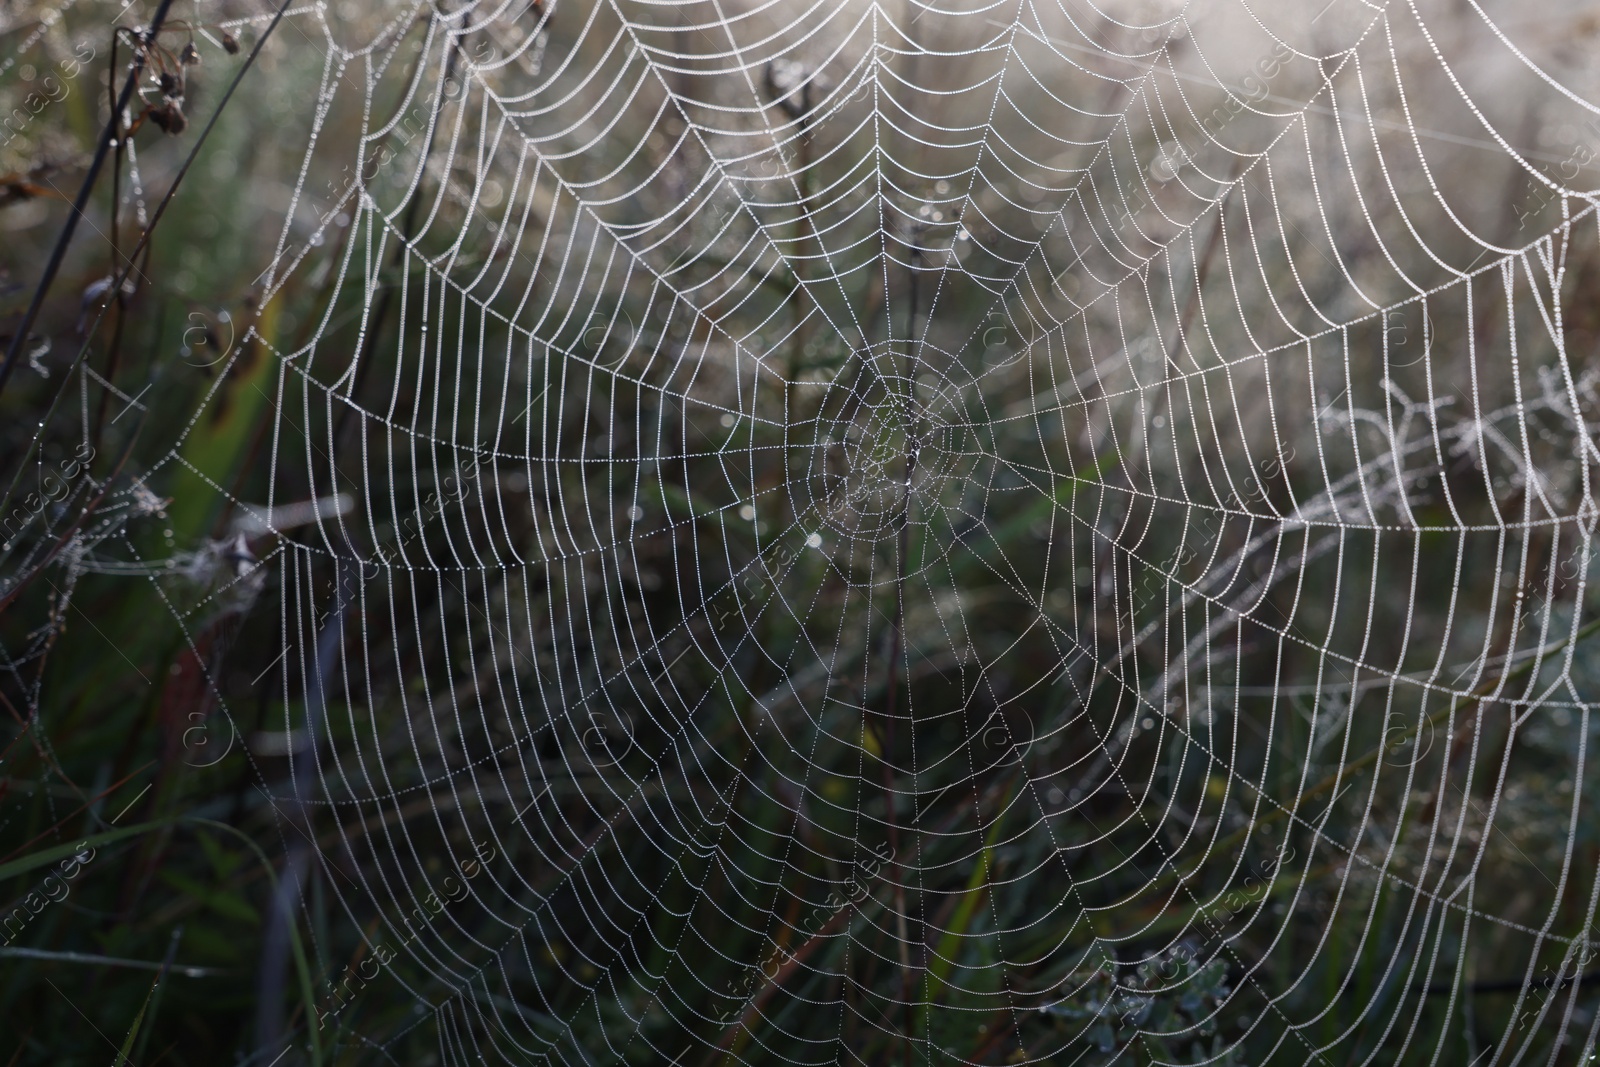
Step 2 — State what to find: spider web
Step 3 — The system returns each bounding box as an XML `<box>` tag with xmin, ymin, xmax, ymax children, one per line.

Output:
<box><xmin>35</xmin><ymin>0</ymin><xmax>1600</xmax><ymax>1061</ymax></box>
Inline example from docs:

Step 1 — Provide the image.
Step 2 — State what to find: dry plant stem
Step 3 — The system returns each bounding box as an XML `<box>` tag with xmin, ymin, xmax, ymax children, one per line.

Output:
<box><xmin>707</xmin><ymin>775</ymin><xmax>1020</xmax><ymax>1065</ymax></box>
<box><xmin>92</xmin><ymin>27</ymin><xmax>130</xmax><ymax>454</ymax></box>
<box><xmin>782</xmin><ymin>111</ymin><xmax>817</xmax><ymax>527</ymax></box>
<box><xmin>0</xmin><ymin>0</ymin><xmax>178</xmax><ymax>402</ymax></box>
<box><xmin>707</xmin><ymin>887</ymin><xmax>871</xmax><ymax>1062</ymax></box>
<box><xmin>0</xmin><ymin>0</ymin><xmax>296</xmax><ymax>520</ymax></box>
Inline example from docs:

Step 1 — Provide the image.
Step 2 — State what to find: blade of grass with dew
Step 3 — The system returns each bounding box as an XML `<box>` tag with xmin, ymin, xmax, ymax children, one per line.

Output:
<box><xmin>916</xmin><ymin>783</ymin><xmax>1014</xmax><ymax>1050</ymax></box>
<box><xmin>125</xmin><ymin>926</ymin><xmax>182</xmax><ymax>1066</ymax></box>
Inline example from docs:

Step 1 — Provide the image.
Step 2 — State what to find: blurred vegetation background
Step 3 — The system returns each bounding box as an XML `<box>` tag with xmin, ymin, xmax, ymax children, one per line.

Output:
<box><xmin>2</xmin><ymin>0</ymin><xmax>1600</xmax><ymax>1064</ymax></box>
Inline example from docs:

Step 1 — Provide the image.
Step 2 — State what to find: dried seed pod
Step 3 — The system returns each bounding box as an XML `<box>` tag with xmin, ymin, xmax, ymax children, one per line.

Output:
<box><xmin>158</xmin><ymin>70</ymin><xmax>182</xmax><ymax>97</ymax></box>
<box><xmin>149</xmin><ymin>100</ymin><xmax>187</xmax><ymax>135</ymax></box>
<box><xmin>181</xmin><ymin>41</ymin><xmax>201</xmax><ymax>65</ymax></box>
<box><xmin>220</xmin><ymin>30</ymin><xmax>240</xmax><ymax>54</ymax></box>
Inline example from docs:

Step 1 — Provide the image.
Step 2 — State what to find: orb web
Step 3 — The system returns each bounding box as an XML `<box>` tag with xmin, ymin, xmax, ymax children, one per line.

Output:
<box><xmin>26</xmin><ymin>0</ymin><xmax>1600</xmax><ymax>1062</ymax></box>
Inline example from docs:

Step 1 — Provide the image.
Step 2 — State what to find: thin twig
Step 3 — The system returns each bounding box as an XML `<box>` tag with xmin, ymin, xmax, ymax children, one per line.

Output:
<box><xmin>0</xmin><ymin>0</ymin><xmax>297</xmax><ymax>521</ymax></box>
<box><xmin>0</xmin><ymin>0</ymin><xmax>178</xmax><ymax>401</ymax></box>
